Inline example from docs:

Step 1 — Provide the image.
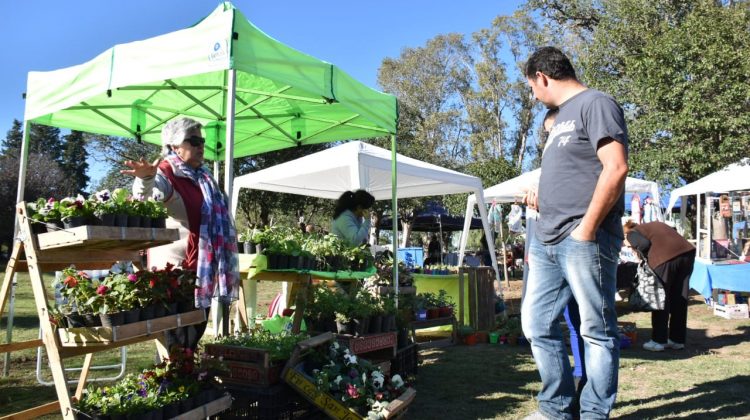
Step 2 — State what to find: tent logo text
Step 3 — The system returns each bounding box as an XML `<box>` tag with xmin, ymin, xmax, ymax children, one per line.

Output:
<box><xmin>208</xmin><ymin>39</ymin><xmax>228</xmax><ymax>63</ymax></box>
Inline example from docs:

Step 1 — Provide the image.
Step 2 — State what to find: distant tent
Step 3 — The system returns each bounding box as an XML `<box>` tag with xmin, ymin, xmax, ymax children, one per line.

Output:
<box><xmin>378</xmin><ymin>202</ymin><xmax>483</xmax><ymax>232</ymax></box>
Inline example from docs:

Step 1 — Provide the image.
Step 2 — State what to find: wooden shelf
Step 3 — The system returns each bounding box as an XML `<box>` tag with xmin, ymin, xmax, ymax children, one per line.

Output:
<box><xmin>36</xmin><ymin>225</ymin><xmax>179</xmax><ymax>251</ymax></box>
<box><xmin>57</xmin><ymin>309</ymin><xmax>206</xmax><ymax>346</ymax></box>
<box><xmin>410</xmin><ymin>316</ymin><xmax>456</xmax><ymax>329</ymax></box>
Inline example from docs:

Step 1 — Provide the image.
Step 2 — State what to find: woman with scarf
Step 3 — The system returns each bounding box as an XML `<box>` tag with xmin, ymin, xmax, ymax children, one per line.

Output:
<box><xmin>122</xmin><ymin>117</ymin><xmax>239</xmax><ymax>349</ymax></box>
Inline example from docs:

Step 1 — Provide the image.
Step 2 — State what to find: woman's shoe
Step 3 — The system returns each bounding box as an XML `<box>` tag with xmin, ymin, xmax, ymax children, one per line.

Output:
<box><xmin>643</xmin><ymin>340</ymin><xmax>665</xmax><ymax>352</ymax></box>
<box><xmin>666</xmin><ymin>339</ymin><xmax>685</xmax><ymax>350</ymax></box>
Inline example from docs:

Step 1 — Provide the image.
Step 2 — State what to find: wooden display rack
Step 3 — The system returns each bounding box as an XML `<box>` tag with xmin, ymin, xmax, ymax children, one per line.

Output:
<box><xmin>0</xmin><ymin>203</ymin><xmax>226</xmax><ymax>419</ymax></box>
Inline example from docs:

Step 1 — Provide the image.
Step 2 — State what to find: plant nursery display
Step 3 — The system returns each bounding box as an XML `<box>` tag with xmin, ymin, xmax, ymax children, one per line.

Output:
<box><xmin>308</xmin><ymin>341</ymin><xmax>410</xmax><ymax>419</ymax></box>
<box><xmin>75</xmin><ymin>347</ymin><xmax>226</xmax><ymax>419</ymax></box>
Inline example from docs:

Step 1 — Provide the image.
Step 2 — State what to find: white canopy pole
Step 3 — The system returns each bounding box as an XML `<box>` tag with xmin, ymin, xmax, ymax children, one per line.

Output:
<box><xmin>475</xmin><ymin>192</ymin><xmax>502</xmax><ymax>286</ymax></box>
<box><xmin>390</xmin><ymin>134</ymin><xmax>399</xmax><ymax>301</ymax></box>
<box><xmin>457</xmin><ymin>195</ymin><xmax>475</xmax><ymax>267</ymax></box>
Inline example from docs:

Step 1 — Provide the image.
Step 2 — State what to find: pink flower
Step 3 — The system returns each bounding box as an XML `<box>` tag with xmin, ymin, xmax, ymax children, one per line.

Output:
<box><xmin>96</xmin><ymin>285</ymin><xmax>109</xmax><ymax>295</ymax></box>
<box><xmin>346</xmin><ymin>383</ymin><xmax>359</xmax><ymax>399</ymax></box>
<box><xmin>127</xmin><ymin>274</ymin><xmax>138</xmax><ymax>282</ymax></box>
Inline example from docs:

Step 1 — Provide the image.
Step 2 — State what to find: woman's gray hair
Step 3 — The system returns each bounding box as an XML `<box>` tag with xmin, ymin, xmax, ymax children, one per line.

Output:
<box><xmin>160</xmin><ymin>117</ymin><xmax>203</xmax><ymax>156</ymax></box>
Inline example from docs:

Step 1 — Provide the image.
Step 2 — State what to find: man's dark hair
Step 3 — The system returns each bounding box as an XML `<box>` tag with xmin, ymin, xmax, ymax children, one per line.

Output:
<box><xmin>524</xmin><ymin>46</ymin><xmax>577</xmax><ymax>81</ymax></box>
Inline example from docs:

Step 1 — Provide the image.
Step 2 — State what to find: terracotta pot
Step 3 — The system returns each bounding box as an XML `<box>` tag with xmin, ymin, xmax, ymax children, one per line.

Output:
<box><xmin>461</xmin><ymin>333</ymin><xmax>478</xmax><ymax>346</ymax></box>
<box><xmin>438</xmin><ymin>306</ymin><xmax>453</xmax><ymax>318</ymax></box>
<box><xmin>426</xmin><ymin>308</ymin><xmax>440</xmax><ymax>319</ymax></box>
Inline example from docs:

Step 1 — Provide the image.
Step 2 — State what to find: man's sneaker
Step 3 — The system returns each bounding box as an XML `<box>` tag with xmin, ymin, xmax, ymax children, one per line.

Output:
<box><xmin>643</xmin><ymin>340</ymin><xmax>665</xmax><ymax>352</ymax></box>
<box><xmin>666</xmin><ymin>339</ymin><xmax>685</xmax><ymax>350</ymax></box>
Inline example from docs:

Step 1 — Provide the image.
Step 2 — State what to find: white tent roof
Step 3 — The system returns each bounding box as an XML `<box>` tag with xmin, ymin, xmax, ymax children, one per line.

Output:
<box><xmin>232</xmin><ymin>141</ymin><xmax>484</xmax><ymax>203</ymax></box>
<box><xmin>474</xmin><ymin>168</ymin><xmax>662</xmax><ymax>204</ymax></box>
<box><xmin>666</xmin><ymin>158</ymin><xmax>750</xmax><ymax>214</ymax></box>
<box><xmin>232</xmin><ymin>140</ymin><xmax>503</xmax><ymax>282</ymax></box>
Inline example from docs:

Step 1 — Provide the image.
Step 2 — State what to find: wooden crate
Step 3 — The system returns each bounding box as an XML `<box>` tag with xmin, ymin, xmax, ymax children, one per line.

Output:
<box><xmin>281</xmin><ymin>333</ymin><xmax>415</xmax><ymax>420</ymax></box>
<box><xmin>217</xmin><ymin>359</ymin><xmax>284</xmax><ymax>387</ymax></box>
<box><xmin>205</xmin><ymin>344</ymin><xmax>272</xmax><ymax>364</ymax></box>
<box><xmin>57</xmin><ymin>309</ymin><xmax>206</xmax><ymax>346</ymax></box>
<box><xmin>171</xmin><ymin>394</ymin><xmax>232</xmax><ymax>420</ymax></box>
<box><xmin>36</xmin><ymin>225</ymin><xmax>179</xmax><ymax>251</ymax></box>
<box><xmin>336</xmin><ymin>332</ymin><xmax>397</xmax><ymax>358</ymax></box>
<box><xmin>284</xmin><ymin>364</ymin><xmax>415</xmax><ymax>420</ymax></box>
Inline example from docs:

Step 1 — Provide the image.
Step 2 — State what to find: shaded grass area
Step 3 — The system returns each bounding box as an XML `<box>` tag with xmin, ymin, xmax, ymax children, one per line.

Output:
<box><xmin>2</xmin><ymin>274</ymin><xmax>750</xmax><ymax>419</ymax></box>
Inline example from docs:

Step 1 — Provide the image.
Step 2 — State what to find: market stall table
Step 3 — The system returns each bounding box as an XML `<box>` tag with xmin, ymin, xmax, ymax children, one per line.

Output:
<box><xmin>689</xmin><ymin>259</ymin><xmax>750</xmax><ymax>300</ymax></box>
<box><xmin>238</xmin><ymin>254</ymin><xmax>375</xmax><ymax>333</ymax></box>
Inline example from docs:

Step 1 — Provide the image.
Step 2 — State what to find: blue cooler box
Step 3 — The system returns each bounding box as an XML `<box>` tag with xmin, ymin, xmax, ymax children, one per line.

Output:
<box><xmin>397</xmin><ymin>247</ymin><xmax>424</xmax><ymax>268</ymax></box>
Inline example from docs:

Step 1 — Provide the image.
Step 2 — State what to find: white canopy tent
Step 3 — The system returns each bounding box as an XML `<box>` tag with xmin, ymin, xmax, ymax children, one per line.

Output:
<box><xmin>665</xmin><ymin>158</ymin><xmax>750</xmax><ymax>259</ymax></box>
<box><xmin>666</xmin><ymin>158</ymin><xmax>750</xmax><ymax>215</ymax></box>
<box><xmin>458</xmin><ymin>169</ymin><xmax>663</xmax><ymax>276</ymax></box>
<box><xmin>232</xmin><ymin>141</ymin><xmax>502</xmax><ymax>282</ymax></box>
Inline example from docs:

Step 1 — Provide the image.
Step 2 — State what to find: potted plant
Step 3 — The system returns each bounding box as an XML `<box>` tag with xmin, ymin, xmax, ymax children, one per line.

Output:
<box><xmin>436</xmin><ymin>289</ymin><xmax>455</xmax><ymax>318</ymax></box>
<box><xmin>90</xmin><ymin>189</ymin><xmax>118</xmax><ymax>226</ymax></box>
<box><xmin>110</xmin><ymin>188</ymin><xmax>131</xmax><ymax>227</ymax></box>
<box><xmin>421</xmin><ymin>292</ymin><xmax>440</xmax><ymax>319</ymax></box>
<box><xmin>457</xmin><ymin>324</ymin><xmax>477</xmax><ymax>345</ymax></box>
<box><xmin>144</xmin><ymin>196</ymin><xmax>168</xmax><ymax>228</ymax></box>
<box><xmin>36</xmin><ymin>197</ymin><xmax>63</xmax><ymax>231</ymax></box>
<box><xmin>412</xmin><ymin>294</ymin><xmax>428</xmax><ymax>321</ymax></box>
<box><xmin>501</xmin><ymin>316</ymin><xmax>523</xmax><ymax>345</ymax></box>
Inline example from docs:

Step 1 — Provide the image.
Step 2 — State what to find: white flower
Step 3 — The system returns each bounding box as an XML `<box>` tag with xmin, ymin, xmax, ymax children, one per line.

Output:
<box><xmin>343</xmin><ymin>353</ymin><xmax>358</xmax><ymax>365</ymax></box>
<box><xmin>391</xmin><ymin>374</ymin><xmax>404</xmax><ymax>389</ymax></box>
<box><xmin>371</xmin><ymin>371</ymin><xmax>385</xmax><ymax>388</ymax></box>
<box><xmin>334</xmin><ymin>375</ymin><xmax>343</xmax><ymax>385</ymax></box>
<box><xmin>332</xmin><ymin>341</ymin><xmax>340</xmax><ymax>350</ymax></box>
<box><xmin>362</xmin><ymin>372</ymin><xmax>367</xmax><ymax>383</ymax></box>
<box><xmin>152</xmin><ymin>191</ymin><xmax>164</xmax><ymax>201</ymax></box>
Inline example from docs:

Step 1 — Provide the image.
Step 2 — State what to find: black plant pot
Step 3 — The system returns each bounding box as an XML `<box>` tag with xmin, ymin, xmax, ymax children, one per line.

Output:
<box><xmin>140</xmin><ymin>304</ymin><xmax>155</xmax><ymax>320</ymax></box>
<box><xmin>397</xmin><ymin>327</ymin><xmax>411</xmax><ymax>349</ymax></box>
<box><xmin>45</xmin><ymin>220</ymin><xmax>63</xmax><ymax>231</ymax></box>
<box><xmin>178</xmin><ymin>300</ymin><xmax>194</xmax><ymax>313</ymax></box>
<box><xmin>353</xmin><ymin>317</ymin><xmax>369</xmax><ymax>337</ymax></box>
<box><xmin>385</xmin><ymin>314</ymin><xmax>397</xmax><ymax>331</ymax></box>
<box><xmin>152</xmin><ymin>217</ymin><xmax>167</xmax><ymax>229</ymax></box>
<box><xmin>161</xmin><ymin>403</ymin><xmax>179</xmax><ymax>419</ymax></box>
<box><xmin>63</xmin><ymin>216</ymin><xmax>87</xmax><ymax>229</ymax></box>
<box><xmin>110</xmin><ymin>414</ymin><xmax>126</xmax><ymax>420</ymax></box>
<box><xmin>66</xmin><ymin>312</ymin><xmax>86</xmax><ymax>328</ymax></box>
<box><xmin>115</xmin><ymin>214</ymin><xmax>129</xmax><ymax>227</ymax></box>
<box><xmin>140</xmin><ymin>216</ymin><xmax>152</xmax><ymax>228</ymax></box>
<box><xmin>369</xmin><ymin>314</ymin><xmax>383</xmax><ymax>334</ymax></box>
<box><xmin>153</xmin><ymin>303</ymin><xmax>167</xmax><ymax>318</ymax></box>
<box><xmin>123</xmin><ymin>307</ymin><xmax>141</xmax><ymax>324</ymax></box>
<box><xmin>127</xmin><ymin>215</ymin><xmax>142</xmax><ymax>228</ymax></box>
<box><xmin>165</xmin><ymin>302</ymin><xmax>178</xmax><ymax>316</ymax></box>
<box><xmin>336</xmin><ymin>320</ymin><xmax>354</xmax><ymax>335</ymax></box>
<box><xmin>83</xmin><ymin>313</ymin><xmax>102</xmax><ymax>327</ymax></box>
<box><xmin>99</xmin><ymin>311</ymin><xmax>125</xmax><ymax>328</ymax></box>
<box><xmin>178</xmin><ymin>396</ymin><xmax>195</xmax><ymax>414</ymax></box>
<box><xmin>243</xmin><ymin>241</ymin><xmax>252</xmax><ymax>254</ymax></box>
<box><xmin>31</xmin><ymin>223</ymin><xmax>47</xmax><ymax>234</ymax></box>
<box><xmin>97</xmin><ymin>214</ymin><xmax>116</xmax><ymax>226</ymax></box>
<box><xmin>267</xmin><ymin>253</ymin><xmax>280</xmax><ymax>269</ymax></box>
<box><xmin>278</xmin><ymin>254</ymin><xmax>290</xmax><ymax>269</ymax></box>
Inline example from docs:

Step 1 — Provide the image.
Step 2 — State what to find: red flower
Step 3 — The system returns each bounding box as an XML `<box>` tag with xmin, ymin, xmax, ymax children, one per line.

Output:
<box><xmin>96</xmin><ymin>285</ymin><xmax>109</xmax><ymax>295</ymax></box>
<box><xmin>346</xmin><ymin>384</ymin><xmax>359</xmax><ymax>399</ymax></box>
<box><xmin>63</xmin><ymin>276</ymin><xmax>78</xmax><ymax>288</ymax></box>
<box><xmin>375</xmin><ymin>392</ymin><xmax>384</xmax><ymax>401</ymax></box>
<box><xmin>149</xmin><ymin>280</ymin><xmax>156</xmax><ymax>288</ymax></box>
<box><xmin>165</xmin><ymin>262</ymin><xmax>175</xmax><ymax>272</ymax></box>
<box><xmin>169</xmin><ymin>278</ymin><xmax>179</xmax><ymax>289</ymax></box>
<box><xmin>77</xmin><ymin>271</ymin><xmax>90</xmax><ymax>279</ymax></box>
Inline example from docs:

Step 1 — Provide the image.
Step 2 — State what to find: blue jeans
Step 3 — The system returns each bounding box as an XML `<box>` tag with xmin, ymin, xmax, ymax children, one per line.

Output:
<box><xmin>522</xmin><ymin>229</ymin><xmax>621</xmax><ymax>419</ymax></box>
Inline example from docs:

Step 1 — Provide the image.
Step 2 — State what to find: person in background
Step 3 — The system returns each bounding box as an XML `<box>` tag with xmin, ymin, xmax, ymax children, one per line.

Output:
<box><xmin>425</xmin><ymin>234</ymin><xmax>442</xmax><ymax>265</ymax></box>
<box><xmin>331</xmin><ymin>189</ymin><xmax>375</xmax><ymax>246</ymax></box>
<box><xmin>122</xmin><ymin>117</ymin><xmax>239</xmax><ymax>349</ymax></box>
<box><xmin>623</xmin><ymin>220</ymin><xmax>695</xmax><ymax>351</ymax></box>
<box><xmin>521</xmin><ymin>46</ymin><xmax>628</xmax><ymax>420</ymax></box>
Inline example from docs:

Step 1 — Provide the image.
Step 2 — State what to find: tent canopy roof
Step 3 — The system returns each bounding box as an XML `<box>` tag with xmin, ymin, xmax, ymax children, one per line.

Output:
<box><xmin>232</xmin><ymin>141</ymin><xmax>484</xmax><ymax>203</ymax></box>
<box><xmin>378</xmin><ymin>202</ymin><xmax>484</xmax><ymax>232</ymax></box>
<box><xmin>23</xmin><ymin>2</ymin><xmax>397</xmax><ymax>160</ymax></box>
<box><xmin>474</xmin><ymin>168</ymin><xmax>662</xmax><ymax>205</ymax></box>
<box><xmin>666</xmin><ymin>158</ymin><xmax>750</xmax><ymax>213</ymax></box>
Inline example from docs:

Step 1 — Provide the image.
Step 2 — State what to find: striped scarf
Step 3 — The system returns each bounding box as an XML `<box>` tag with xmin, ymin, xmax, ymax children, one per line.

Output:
<box><xmin>166</xmin><ymin>154</ymin><xmax>239</xmax><ymax>308</ymax></box>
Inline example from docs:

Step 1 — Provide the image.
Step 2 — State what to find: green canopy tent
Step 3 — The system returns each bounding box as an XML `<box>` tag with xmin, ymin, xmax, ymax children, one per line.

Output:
<box><xmin>16</xmin><ymin>1</ymin><xmax>400</xmax><ymax>258</ymax></box>
<box><xmin>11</xmin><ymin>1</ymin><xmax>402</xmax><ymax>367</ymax></box>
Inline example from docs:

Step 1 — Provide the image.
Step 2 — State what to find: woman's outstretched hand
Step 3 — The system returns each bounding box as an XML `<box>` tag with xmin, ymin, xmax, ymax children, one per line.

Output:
<box><xmin>121</xmin><ymin>158</ymin><xmax>160</xmax><ymax>179</ymax></box>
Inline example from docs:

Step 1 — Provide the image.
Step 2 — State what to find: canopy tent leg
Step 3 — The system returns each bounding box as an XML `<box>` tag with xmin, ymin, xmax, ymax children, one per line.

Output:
<box><xmin>391</xmin><ymin>134</ymin><xmax>399</xmax><ymax>304</ymax></box>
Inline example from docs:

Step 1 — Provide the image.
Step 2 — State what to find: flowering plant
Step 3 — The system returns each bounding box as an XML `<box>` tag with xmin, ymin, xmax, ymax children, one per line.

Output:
<box><xmin>311</xmin><ymin>342</ymin><xmax>408</xmax><ymax>419</ymax></box>
<box><xmin>31</xmin><ymin>197</ymin><xmax>62</xmax><ymax>222</ymax></box>
<box><xmin>59</xmin><ymin>194</ymin><xmax>93</xmax><ymax>222</ymax></box>
<box><xmin>90</xmin><ymin>189</ymin><xmax>118</xmax><ymax>217</ymax></box>
<box><xmin>53</xmin><ymin>267</ymin><xmax>98</xmax><ymax>314</ymax></box>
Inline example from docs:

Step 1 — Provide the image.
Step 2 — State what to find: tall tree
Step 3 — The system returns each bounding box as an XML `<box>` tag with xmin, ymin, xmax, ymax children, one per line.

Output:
<box><xmin>580</xmin><ymin>0</ymin><xmax>750</xmax><ymax>184</ymax></box>
<box><xmin>0</xmin><ymin>153</ymin><xmax>67</xmax><ymax>253</ymax></box>
<box><xmin>1</xmin><ymin>119</ymin><xmax>24</xmax><ymax>158</ymax></box>
<box><xmin>88</xmin><ymin>135</ymin><xmax>160</xmax><ymax>192</ymax></box>
<box><xmin>29</xmin><ymin>123</ymin><xmax>63</xmax><ymax>162</ymax></box>
<box><xmin>60</xmin><ymin>130</ymin><xmax>90</xmax><ymax>195</ymax></box>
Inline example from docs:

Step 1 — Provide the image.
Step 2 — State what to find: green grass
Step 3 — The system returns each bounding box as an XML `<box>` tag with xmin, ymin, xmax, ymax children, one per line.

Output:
<box><xmin>2</xmin><ymin>274</ymin><xmax>750</xmax><ymax>419</ymax></box>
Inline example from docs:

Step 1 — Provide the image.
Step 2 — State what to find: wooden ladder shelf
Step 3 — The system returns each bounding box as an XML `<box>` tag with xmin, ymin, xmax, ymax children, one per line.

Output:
<box><xmin>0</xmin><ymin>203</ymin><xmax>216</xmax><ymax>419</ymax></box>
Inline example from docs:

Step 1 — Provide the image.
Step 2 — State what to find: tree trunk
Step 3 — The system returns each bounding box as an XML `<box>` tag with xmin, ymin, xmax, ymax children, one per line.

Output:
<box><xmin>400</xmin><ymin>220</ymin><xmax>412</xmax><ymax>248</ymax></box>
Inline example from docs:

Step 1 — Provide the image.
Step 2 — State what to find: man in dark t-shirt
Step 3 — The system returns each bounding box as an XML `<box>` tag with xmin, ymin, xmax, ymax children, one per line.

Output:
<box><xmin>520</xmin><ymin>47</ymin><xmax>628</xmax><ymax>420</ymax></box>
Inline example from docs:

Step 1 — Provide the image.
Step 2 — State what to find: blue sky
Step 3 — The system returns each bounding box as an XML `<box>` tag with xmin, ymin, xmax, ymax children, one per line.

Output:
<box><xmin>0</xmin><ymin>1</ymin><xmax>524</xmax><ymax>140</ymax></box>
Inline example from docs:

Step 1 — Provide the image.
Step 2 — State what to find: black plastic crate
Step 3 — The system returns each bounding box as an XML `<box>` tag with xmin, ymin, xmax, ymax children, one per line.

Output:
<box><xmin>390</xmin><ymin>343</ymin><xmax>418</xmax><ymax>379</ymax></box>
<box><xmin>217</xmin><ymin>384</ymin><xmax>318</xmax><ymax>420</ymax></box>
